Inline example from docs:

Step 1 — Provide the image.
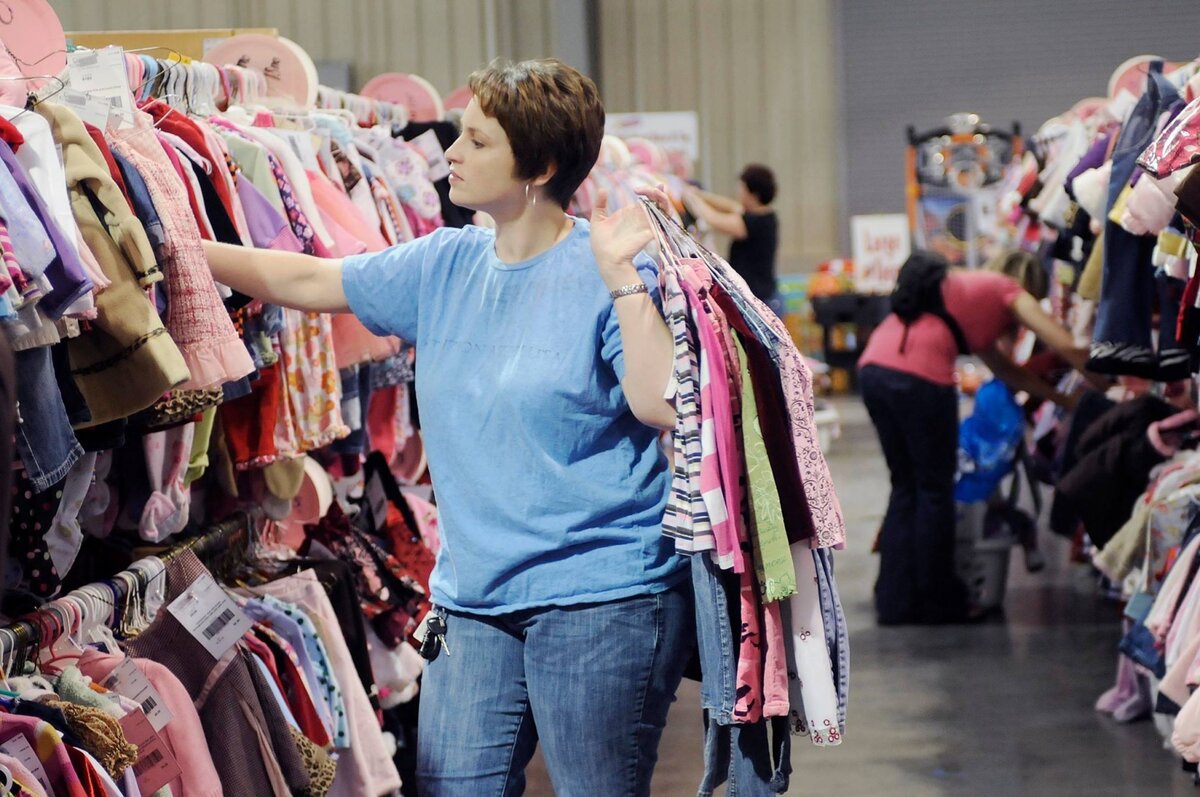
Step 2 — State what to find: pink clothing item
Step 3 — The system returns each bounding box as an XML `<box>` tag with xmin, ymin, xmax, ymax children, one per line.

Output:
<box><xmin>0</xmin><ymin>752</ymin><xmax>48</xmax><ymax>797</ymax></box>
<box><xmin>140</xmin><ymin>422</ymin><xmax>195</xmax><ymax>542</ymax></box>
<box><xmin>308</xmin><ymin>170</ymin><xmax>390</xmax><ymax>252</ymax></box>
<box><xmin>73</xmin><ymin>226</ymin><xmax>110</xmax><ymax>293</ymax></box>
<box><xmin>109</xmin><ymin>117</ymin><xmax>254</xmax><ymax>391</ymax></box>
<box><xmin>1120</xmin><ymin>170</ymin><xmax>1181</xmax><ymax>235</ymax></box>
<box><xmin>1173</xmin><ymin>687</ymin><xmax>1200</xmax><ymax>762</ymax></box>
<box><xmin>79</xmin><ymin>648</ymin><xmax>224</xmax><ymax>797</ymax></box>
<box><xmin>761</xmin><ymin>600</ymin><xmax>789</xmax><ymax>718</ymax></box>
<box><xmin>315</xmin><ymin>205</ymin><xmax>367</xmax><ymax>257</ymax></box>
<box><xmin>860</xmin><ymin>270</ymin><xmax>1024</xmax><ymax>386</ymax></box>
<box><xmin>332</xmin><ymin>315</ymin><xmax>402</xmax><ymax>368</ymax></box>
<box><xmin>254</xmin><ymin>570</ymin><xmax>403</xmax><ymax>797</ymax></box>
<box><xmin>733</xmin><ymin>567</ymin><xmax>765</xmax><ymax>723</ymax></box>
<box><xmin>681</xmin><ymin>275</ymin><xmax>743</xmax><ymax>572</ymax></box>
<box><xmin>0</xmin><ymin>715</ymin><xmax>87</xmax><ymax>797</ymax></box>
<box><xmin>1148</xmin><ymin>534</ymin><xmax>1200</xmax><ymax>642</ymax></box>
<box><xmin>1160</xmin><ymin>633</ymin><xmax>1200</xmax><ymax>709</ymax></box>
<box><xmin>403</xmin><ymin>202</ymin><xmax>440</xmax><ymax>239</ymax></box>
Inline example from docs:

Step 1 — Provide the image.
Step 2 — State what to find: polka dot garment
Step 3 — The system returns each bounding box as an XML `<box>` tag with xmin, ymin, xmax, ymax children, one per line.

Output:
<box><xmin>10</xmin><ymin>466</ymin><xmax>63</xmax><ymax>597</ymax></box>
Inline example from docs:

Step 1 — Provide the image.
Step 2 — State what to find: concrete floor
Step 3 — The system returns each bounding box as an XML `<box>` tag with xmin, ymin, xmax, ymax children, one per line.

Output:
<box><xmin>524</xmin><ymin>397</ymin><xmax>1191</xmax><ymax>796</ymax></box>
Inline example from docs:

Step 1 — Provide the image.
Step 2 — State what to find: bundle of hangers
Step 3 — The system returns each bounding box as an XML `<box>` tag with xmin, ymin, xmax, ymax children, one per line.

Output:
<box><xmin>119</xmin><ymin>48</ymin><xmax>268</xmax><ymax>115</ymax></box>
<box><xmin>0</xmin><ymin>511</ymin><xmax>257</xmax><ymax>676</ymax></box>
<box><xmin>316</xmin><ymin>85</ymin><xmax>409</xmax><ymax>129</ymax></box>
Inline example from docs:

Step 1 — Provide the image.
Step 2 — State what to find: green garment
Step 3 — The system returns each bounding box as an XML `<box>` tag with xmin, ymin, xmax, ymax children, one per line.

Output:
<box><xmin>734</xmin><ymin>337</ymin><xmax>797</xmax><ymax>602</ymax></box>
<box><xmin>223</xmin><ymin>134</ymin><xmax>286</xmax><ymax>215</ymax></box>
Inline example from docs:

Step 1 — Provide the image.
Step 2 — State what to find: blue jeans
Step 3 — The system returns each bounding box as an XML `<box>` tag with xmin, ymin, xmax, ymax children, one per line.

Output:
<box><xmin>15</xmin><ymin>345</ymin><xmax>82</xmax><ymax>492</ymax></box>
<box><xmin>417</xmin><ymin>581</ymin><xmax>695</xmax><ymax>797</ymax></box>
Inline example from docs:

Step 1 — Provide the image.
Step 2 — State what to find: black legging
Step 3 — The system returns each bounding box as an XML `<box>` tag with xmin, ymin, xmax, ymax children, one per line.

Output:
<box><xmin>859</xmin><ymin>364</ymin><xmax>968</xmax><ymax>625</ymax></box>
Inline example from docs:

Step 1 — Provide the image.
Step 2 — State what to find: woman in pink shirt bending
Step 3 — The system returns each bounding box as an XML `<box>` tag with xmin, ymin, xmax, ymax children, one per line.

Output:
<box><xmin>858</xmin><ymin>250</ymin><xmax>1092</xmax><ymax>625</ymax></box>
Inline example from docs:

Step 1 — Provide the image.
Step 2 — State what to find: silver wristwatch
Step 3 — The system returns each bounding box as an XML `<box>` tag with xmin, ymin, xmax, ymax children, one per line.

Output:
<box><xmin>609</xmin><ymin>283</ymin><xmax>649</xmax><ymax>300</ymax></box>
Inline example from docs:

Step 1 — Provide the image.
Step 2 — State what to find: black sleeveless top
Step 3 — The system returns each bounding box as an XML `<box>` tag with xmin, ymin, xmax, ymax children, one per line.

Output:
<box><xmin>728</xmin><ymin>211</ymin><xmax>778</xmax><ymax>301</ymax></box>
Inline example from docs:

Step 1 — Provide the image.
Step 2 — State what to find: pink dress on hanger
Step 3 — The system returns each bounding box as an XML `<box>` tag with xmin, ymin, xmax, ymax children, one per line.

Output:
<box><xmin>108</xmin><ymin>113</ymin><xmax>254</xmax><ymax>391</ymax></box>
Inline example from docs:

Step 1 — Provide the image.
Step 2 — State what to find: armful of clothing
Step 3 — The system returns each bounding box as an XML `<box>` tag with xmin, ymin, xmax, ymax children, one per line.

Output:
<box><xmin>202</xmin><ymin>240</ymin><xmax>349</xmax><ymax>313</ymax></box>
<box><xmin>684</xmin><ymin>189</ymin><xmax>748</xmax><ymax>239</ymax></box>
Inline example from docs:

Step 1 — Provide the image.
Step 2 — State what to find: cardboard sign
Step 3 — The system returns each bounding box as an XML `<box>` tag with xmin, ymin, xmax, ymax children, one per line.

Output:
<box><xmin>851</xmin><ymin>214</ymin><xmax>911</xmax><ymax>295</ymax></box>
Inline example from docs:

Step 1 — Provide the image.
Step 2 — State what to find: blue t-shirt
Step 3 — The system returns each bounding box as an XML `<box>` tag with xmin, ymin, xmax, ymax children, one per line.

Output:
<box><xmin>341</xmin><ymin>219</ymin><xmax>685</xmax><ymax>614</ymax></box>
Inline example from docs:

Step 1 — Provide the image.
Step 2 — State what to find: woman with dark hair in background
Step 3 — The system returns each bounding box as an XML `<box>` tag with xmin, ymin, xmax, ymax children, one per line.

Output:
<box><xmin>684</xmin><ymin>163</ymin><xmax>783</xmax><ymax>315</ymax></box>
<box><xmin>857</xmin><ymin>250</ymin><xmax>1094</xmax><ymax>625</ymax></box>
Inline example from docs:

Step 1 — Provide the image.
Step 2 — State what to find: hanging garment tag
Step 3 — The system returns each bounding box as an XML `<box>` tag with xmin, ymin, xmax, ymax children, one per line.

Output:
<box><xmin>166</xmin><ymin>572</ymin><xmax>253</xmax><ymax>658</ymax></box>
<box><xmin>59</xmin><ymin>89</ymin><xmax>112</xmax><ymax>130</ymax></box>
<box><xmin>102</xmin><ymin>658</ymin><xmax>174</xmax><ymax>732</ymax></box>
<box><xmin>120</xmin><ymin>709</ymin><xmax>182</xmax><ymax>795</ymax></box>
<box><xmin>0</xmin><ymin>734</ymin><xmax>53</xmax><ymax>796</ymax></box>
<box><xmin>67</xmin><ymin>47</ymin><xmax>134</xmax><ymax>125</ymax></box>
<box><xmin>411</xmin><ymin>130</ymin><xmax>451</xmax><ymax>182</ymax></box>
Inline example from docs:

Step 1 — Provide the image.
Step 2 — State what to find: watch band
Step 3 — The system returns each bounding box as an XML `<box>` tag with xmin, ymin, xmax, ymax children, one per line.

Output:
<box><xmin>609</xmin><ymin>282</ymin><xmax>649</xmax><ymax>300</ymax></box>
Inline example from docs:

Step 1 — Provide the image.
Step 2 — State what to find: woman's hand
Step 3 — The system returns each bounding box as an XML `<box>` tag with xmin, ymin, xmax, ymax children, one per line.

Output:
<box><xmin>590</xmin><ymin>188</ymin><xmax>657</xmax><ymax>286</ymax></box>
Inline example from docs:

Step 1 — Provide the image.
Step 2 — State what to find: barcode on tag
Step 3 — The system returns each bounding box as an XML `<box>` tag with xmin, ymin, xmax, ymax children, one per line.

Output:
<box><xmin>102</xmin><ymin>657</ymin><xmax>173</xmax><ymax>732</ymax></box>
<box><xmin>203</xmin><ymin>608</ymin><xmax>236</xmax><ymax>639</ymax></box>
<box><xmin>134</xmin><ymin>749</ymin><xmax>165</xmax><ymax>775</ymax></box>
<box><xmin>70</xmin><ymin>51</ymin><xmax>99</xmax><ymax>68</ymax></box>
<box><xmin>120</xmin><ymin>710</ymin><xmax>181</xmax><ymax>794</ymax></box>
<box><xmin>166</xmin><ymin>572</ymin><xmax>253</xmax><ymax>659</ymax></box>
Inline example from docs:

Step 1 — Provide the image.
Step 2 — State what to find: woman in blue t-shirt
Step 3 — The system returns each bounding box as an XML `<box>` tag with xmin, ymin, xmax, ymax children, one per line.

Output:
<box><xmin>203</xmin><ymin>58</ymin><xmax>692</xmax><ymax>795</ymax></box>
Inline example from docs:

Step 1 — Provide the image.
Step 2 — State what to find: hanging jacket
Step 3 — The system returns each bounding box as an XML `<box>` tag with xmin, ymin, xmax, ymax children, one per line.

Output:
<box><xmin>34</xmin><ymin>102</ymin><xmax>189</xmax><ymax>426</ymax></box>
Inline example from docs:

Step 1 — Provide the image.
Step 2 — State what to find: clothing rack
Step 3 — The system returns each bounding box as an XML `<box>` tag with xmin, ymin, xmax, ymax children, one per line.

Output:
<box><xmin>66</xmin><ymin>29</ymin><xmax>279</xmax><ymax>61</ymax></box>
<box><xmin>0</xmin><ymin>511</ymin><xmax>258</xmax><ymax>668</ymax></box>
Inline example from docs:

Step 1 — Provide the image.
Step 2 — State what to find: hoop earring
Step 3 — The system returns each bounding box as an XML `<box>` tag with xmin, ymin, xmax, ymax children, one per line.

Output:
<box><xmin>526</xmin><ymin>182</ymin><xmax>537</xmax><ymax>208</ymax></box>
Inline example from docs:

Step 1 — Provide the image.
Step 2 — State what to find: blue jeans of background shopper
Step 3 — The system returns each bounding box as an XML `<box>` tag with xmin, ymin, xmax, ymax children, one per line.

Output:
<box><xmin>859</xmin><ymin>364</ymin><xmax>967</xmax><ymax>624</ymax></box>
<box><xmin>417</xmin><ymin>581</ymin><xmax>694</xmax><ymax>797</ymax></box>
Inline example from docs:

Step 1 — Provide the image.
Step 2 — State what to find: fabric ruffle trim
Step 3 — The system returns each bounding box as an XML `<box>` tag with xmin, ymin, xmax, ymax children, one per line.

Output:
<box><xmin>177</xmin><ymin>335</ymin><xmax>256</xmax><ymax>391</ymax></box>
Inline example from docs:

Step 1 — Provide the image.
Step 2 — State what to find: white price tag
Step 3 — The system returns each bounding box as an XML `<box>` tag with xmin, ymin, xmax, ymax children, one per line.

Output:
<box><xmin>166</xmin><ymin>573</ymin><xmax>253</xmax><ymax>659</ymax></box>
<box><xmin>412</xmin><ymin>129</ymin><xmax>451</xmax><ymax>182</ymax></box>
<box><xmin>102</xmin><ymin>658</ymin><xmax>174</xmax><ymax>732</ymax></box>
<box><xmin>0</xmin><ymin>734</ymin><xmax>53</xmax><ymax>796</ymax></box>
<box><xmin>60</xmin><ymin>89</ymin><xmax>112</xmax><ymax>130</ymax></box>
<box><xmin>67</xmin><ymin>47</ymin><xmax>134</xmax><ymax>127</ymax></box>
<box><xmin>120</xmin><ymin>709</ymin><xmax>182</xmax><ymax>794</ymax></box>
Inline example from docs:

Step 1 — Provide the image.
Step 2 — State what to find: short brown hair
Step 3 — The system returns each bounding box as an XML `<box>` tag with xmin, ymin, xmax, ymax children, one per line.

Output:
<box><xmin>469</xmin><ymin>58</ymin><xmax>605</xmax><ymax>210</ymax></box>
<box><xmin>985</xmin><ymin>249</ymin><xmax>1048</xmax><ymax>300</ymax></box>
<box><xmin>739</xmin><ymin>164</ymin><xmax>777</xmax><ymax>205</ymax></box>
